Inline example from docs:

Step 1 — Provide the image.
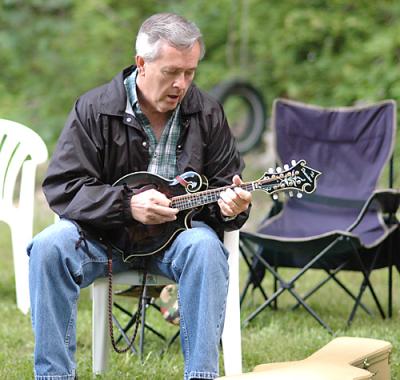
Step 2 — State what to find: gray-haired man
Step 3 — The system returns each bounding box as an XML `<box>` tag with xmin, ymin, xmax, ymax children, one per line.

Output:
<box><xmin>28</xmin><ymin>13</ymin><xmax>251</xmax><ymax>380</ymax></box>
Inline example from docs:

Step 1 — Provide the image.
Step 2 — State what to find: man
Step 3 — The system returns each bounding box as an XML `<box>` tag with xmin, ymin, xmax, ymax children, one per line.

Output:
<box><xmin>28</xmin><ymin>13</ymin><xmax>252</xmax><ymax>380</ymax></box>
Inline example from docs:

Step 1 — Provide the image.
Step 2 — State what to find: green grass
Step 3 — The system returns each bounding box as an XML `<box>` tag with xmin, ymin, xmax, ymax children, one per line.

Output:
<box><xmin>0</xmin><ymin>168</ymin><xmax>399</xmax><ymax>379</ymax></box>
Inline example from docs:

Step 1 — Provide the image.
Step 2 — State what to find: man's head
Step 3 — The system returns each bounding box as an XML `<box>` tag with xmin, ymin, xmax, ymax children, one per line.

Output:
<box><xmin>135</xmin><ymin>13</ymin><xmax>205</xmax><ymax>115</ymax></box>
<box><xmin>135</xmin><ymin>13</ymin><xmax>205</xmax><ymax>62</ymax></box>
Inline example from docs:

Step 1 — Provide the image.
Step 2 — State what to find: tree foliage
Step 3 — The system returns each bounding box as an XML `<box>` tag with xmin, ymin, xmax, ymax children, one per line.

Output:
<box><xmin>1</xmin><ymin>0</ymin><xmax>400</xmax><ymax>153</ymax></box>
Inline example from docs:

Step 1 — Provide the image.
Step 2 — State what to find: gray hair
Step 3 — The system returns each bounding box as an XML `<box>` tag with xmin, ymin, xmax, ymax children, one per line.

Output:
<box><xmin>135</xmin><ymin>13</ymin><xmax>205</xmax><ymax>62</ymax></box>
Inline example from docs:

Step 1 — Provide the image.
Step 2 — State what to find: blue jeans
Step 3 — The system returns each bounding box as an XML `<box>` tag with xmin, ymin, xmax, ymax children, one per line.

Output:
<box><xmin>28</xmin><ymin>219</ymin><xmax>229</xmax><ymax>380</ymax></box>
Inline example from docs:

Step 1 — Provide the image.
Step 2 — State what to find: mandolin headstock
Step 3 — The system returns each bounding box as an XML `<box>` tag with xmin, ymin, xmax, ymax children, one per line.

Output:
<box><xmin>255</xmin><ymin>160</ymin><xmax>321</xmax><ymax>198</ymax></box>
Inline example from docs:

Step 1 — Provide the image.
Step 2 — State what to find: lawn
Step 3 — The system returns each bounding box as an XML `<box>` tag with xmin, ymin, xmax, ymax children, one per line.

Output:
<box><xmin>0</xmin><ymin>164</ymin><xmax>398</xmax><ymax>379</ymax></box>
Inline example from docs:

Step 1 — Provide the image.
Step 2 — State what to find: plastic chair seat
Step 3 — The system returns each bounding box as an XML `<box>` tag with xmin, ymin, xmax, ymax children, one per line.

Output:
<box><xmin>92</xmin><ymin>230</ymin><xmax>243</xmax><ymax>376</ymax></box>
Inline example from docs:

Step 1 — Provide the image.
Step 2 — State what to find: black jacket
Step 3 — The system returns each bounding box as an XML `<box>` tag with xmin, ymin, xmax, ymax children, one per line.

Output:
<box><xmin>43</xmin><ymin>66</ymin><xmax>250</xmax><ymax>250</ymax></box>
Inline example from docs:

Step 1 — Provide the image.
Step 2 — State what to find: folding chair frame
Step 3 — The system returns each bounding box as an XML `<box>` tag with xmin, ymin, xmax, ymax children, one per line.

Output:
<box><xmin>112</xmin><ymin>285</ymin><xmax>180</xmax><ymax>359</ymax></box>
<box><xmin>240</xmin><ymin>189</ymin><xmax>399</xmax><ymax>333</ymax></box>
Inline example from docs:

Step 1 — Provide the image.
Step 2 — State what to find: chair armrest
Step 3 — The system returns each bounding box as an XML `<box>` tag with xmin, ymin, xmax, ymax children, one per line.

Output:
<box><xmin>348</xmin><ymin>189</ymin><xmax>400</xmax><ymax>232</ymax></box>
<box><xmin>372</xmin><ymin>189</ymin><xmax>400</xmax><ymax>215</ymax></box>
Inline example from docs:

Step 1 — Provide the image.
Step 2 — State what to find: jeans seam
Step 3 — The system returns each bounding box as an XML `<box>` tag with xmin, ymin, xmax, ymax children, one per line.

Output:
<box><xmin>178</xmin><ymin>289</ymin><xmax>191</xmax><ymax>372</ymax></box>
<box><xmin>216</xmin><ymin>271</ymin><xmax>229</xmax><ymax>342</ymax></box>
<box><xmin>186</xmin><ymin>370</ymin><xmax>218</xmax><ymax>380</ymax></box>
<box><xmin>81</xmin><ymin>258</ymin><xmax>108</xmax><ymax>266</ymax></box>
<box><xmin>35</xmin><ymin>374</ymin><xmax>75</xmax><ymax>379</ymax></box>
<box><xmin>64</xmin><ymin>294</ymin><xmax>77</xmax><ymax>349</ymax></box>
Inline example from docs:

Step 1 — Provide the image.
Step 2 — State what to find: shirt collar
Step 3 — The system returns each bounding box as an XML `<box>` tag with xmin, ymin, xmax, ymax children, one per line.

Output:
<box><xmin>124</xmin><ymin>68</ymin><xmax>140</xmax><ymax>115</ymax></box>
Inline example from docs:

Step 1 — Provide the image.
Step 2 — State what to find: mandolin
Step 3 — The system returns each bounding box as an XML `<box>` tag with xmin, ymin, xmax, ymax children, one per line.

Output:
<box><xmin>111</xmin><ymin>159</ymin><xmax>321</xmax><ymax>262</ymax></box>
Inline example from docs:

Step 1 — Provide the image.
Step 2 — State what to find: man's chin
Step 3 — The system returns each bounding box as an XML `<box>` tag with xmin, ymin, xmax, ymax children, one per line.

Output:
<box><xmin>159</xmin><ymin>101</ymin><xmax>179</xmax><ymax>112</ymax></box>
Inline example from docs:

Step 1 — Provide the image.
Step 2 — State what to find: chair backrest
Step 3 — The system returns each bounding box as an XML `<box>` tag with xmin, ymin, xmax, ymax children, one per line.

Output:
<box><xmin>258</xmin><ymin>99</ymin><xmax>397</xmax><ymax>246</ymax></box>
<box><xmin>0</xmin><ymin>119</ymin><xmax>48</xmax><ymax>226</ymax></box>
<box><xmin>0</xmin><ymin>119</ymin><xmax>48</xmax><ymax>314</ymax></box>
<box><xmin>272</xmin><ymin>99</ymin><xmax>396</xmax><ymax>200</ymax></box>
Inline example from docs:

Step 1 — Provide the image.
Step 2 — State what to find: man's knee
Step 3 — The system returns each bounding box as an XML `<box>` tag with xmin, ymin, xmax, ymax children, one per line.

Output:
<box><xmin>28</xmin><ymin>220</ymin><xmax>78</xmax><ymax>267</ymax></box>
<box><xmin>182</xmin><ymin>227</ymin><xmax>229</xmax><ymax>270</ymax></box>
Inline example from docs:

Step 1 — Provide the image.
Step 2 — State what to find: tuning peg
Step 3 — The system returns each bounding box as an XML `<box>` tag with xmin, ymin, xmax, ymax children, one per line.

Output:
<box><xmin>291</xmin><ymin>159</ymin><xmax>297</xmax><ymax>166</ymax></box>
<box><xmin>289</xmin><ymin>191</ymin><xmax>294</xmax><ymax>197</ymax></box>
<box><xmin>268</xmin><ymin>168</ymin><xmax>274</xmax><ymax>174</ymax></box>
<box><xmin>296</xmin><ymin>192</ymin><xmax>303</xmax><ymax>198</ymax></box>
<box><xmin>283</xmin><ymin>164</ymin><xmax>290</xmax><ymax>170</ymax></box>
<box><xmin>272</xmin><ymin>193</ymin><xmax>279</xmax><ymax>200</ymax></box>
<box><xmin>276</xmin><ymin>166</ymin><xmax>282</xmax><ymax>173</ymax></box>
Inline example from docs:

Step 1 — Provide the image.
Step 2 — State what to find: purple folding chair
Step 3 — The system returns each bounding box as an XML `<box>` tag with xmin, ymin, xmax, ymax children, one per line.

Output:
<box><xmin>240</xmin><ymin>99</ymin><xmax>399</xmax><ymax>333</ymax></box>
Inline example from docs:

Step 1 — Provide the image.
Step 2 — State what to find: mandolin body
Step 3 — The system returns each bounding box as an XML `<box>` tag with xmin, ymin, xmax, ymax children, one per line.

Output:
<box><xmin>111</xmin><ymin>171</ymin><xmax>207</xmax><ymax>262</ymax></box>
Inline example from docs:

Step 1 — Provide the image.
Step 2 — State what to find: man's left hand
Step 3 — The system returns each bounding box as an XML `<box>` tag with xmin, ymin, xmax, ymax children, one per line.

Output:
<box><xmin>218</xmin><ymin>175</ymin><xmax>252</xmax><ymax>219</ymax></box>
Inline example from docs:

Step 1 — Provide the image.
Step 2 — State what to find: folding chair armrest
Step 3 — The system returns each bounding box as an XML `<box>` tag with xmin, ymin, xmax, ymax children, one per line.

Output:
<box><xmin>348</xmin><ymin>189</ymin><xmax>400</xmax><ymax>232</ymax></box>
<box><xmin>371</xmin><ymin>189</ymin><xmax>400</xmax><ymax>215</ymax></box>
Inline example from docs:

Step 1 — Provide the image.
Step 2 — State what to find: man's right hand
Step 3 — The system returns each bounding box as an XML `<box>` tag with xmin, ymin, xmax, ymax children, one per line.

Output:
<box><xmin>130</xmin><ymin>189</ymin><xmax>179</xmax><ymax>225</ymax></box>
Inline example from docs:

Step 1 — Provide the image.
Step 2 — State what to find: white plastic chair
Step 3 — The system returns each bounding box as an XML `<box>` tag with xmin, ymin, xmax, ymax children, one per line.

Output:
<box><xmin>92</xmin><ymin>230</ymin><xmax>242</xmax><ymax>376</ymax></box>
<box><xmin>0</xmin><ymin>119</ymin><xmax>48</xmax><ymax>314</ymax></box>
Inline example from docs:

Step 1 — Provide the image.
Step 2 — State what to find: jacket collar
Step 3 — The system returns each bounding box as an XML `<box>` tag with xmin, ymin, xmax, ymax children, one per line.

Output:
<box><xmin>99</xmin><ymin>65</ymin><xmax>202</xmax><ymax>117</ymax></box>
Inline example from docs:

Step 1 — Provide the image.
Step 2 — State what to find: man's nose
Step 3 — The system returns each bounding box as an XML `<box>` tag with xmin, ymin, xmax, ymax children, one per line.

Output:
<box><xmin>173</xmin><ymin>72</ymin><xmax>187</xmax><ymax>89</ymax></box>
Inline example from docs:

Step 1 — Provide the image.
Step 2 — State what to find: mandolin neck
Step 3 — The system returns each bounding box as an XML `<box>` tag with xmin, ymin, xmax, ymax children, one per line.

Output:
<box><xmin>171</xmin><ymin>182</ymin><xmax>255</xmax><ymax>211</ymax></box>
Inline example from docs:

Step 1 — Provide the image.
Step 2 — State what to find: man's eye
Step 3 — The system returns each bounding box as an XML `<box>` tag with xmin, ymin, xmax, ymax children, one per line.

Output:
<box><xmin>164</xmin><ymin>70</ymin><xmax>178</xmax><ymax>76</ymax></box>
<box><xmin>163</xmin><ymin>69</ymin><xmax>196</xmax><ymax>78</ymax></box>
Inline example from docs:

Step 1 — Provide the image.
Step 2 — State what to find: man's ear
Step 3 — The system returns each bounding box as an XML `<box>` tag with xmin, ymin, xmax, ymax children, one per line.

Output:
<box><xmin>135</xmin><ymin>55</ymin><xmax>145</xmax><ymax>75</ymax></box>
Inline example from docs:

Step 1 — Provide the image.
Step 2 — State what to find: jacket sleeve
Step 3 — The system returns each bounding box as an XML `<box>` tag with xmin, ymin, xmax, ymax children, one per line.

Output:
<box><xmin>42</xmin><ymin>98</ymin><xmax>134</xmax><ymax>229</ymax></box>
<box><xmin>200</xmin><ymin>100</ymin><xmax>251</xmax><ymax>232</ymax></box>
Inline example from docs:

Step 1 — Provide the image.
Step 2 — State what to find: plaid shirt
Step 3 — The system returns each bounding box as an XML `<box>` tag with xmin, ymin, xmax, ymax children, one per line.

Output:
<box><xmin>124</xmin><ymin>70</ymin><xmax>180</xmax><ymax>179</ymax></box>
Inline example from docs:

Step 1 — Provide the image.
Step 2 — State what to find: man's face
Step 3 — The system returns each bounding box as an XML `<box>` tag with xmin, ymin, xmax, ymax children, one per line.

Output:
<box><xmin>136</xmin><ymin>41</ymin><xmax>201</xmax><ymax>114</ymax></box>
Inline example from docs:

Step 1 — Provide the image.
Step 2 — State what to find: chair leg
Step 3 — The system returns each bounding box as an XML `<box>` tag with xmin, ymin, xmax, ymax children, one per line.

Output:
<box><xmin>287</xmin><ymin>287</ymin><xmax>334</xmax><ymax>334</ymax></box>
<box><xmin>242</xmin><ymin>248</ymin><xmax>291</xmax><ymax>326</ymax></box>
<box><xmin>327</xmin><ymin>269</ymin><xmax>372</xmax><ymax>315</ymax></box>
<box><xmin>113</xmin><ymin>302</ymin><xmax>138</xmax><ymax>345</ymax></box>
<box><xmin>11</xmin><ymin>229</ymin><xmax>31</xmax><ymax>314</ymax></box>
<box><xmin>388</xmin><ymin>264</ymin><xmax>393</xmax><ymax>318</ymax></box>
<box><xmin>243</xmin><ymin>237</ymin><xmax>342</xmax><ymax>334</ymax></box>
<box><xmin>111</xmin><ymin>314</ymin><xmax>137</xmax><ymax>354</ymax></box>
<box><xmin>158</xmin><ymin>326</ymin><xmax>180</xmax><ymax>357</ymax></box>
<box><xmin>222</xmin><ymin>230</ymin><xmax>242</xmax><ymax>376</ymax></box>
<box><xmin>347</xmin><ymin>240</ymin><xmax>386</xmax><ymax>325</ymax></box>
<box><xmin>291</xmin><ymin>266</ymin><xmax>344</xmax><ymax>311</ymax></box>
<box><xmin>243</xmin><ymin>286</ymin><xmax>285</xmax><ymax>326</ymax></box>
<box><xmin>92</xmin><ymin>279</ymin><xmax>110</xmax><ymax>375</ymax></box>
<box><xmin>113</xmin><ymin>300</ymin><xmax>167</xmax><ymax>345</ymax></box>
<box><xmin>164</xmin><ymin>330</ymin><xmax>180</xmax><ymax>352</ymax></box>
<box><xmin>347</xmin><ymin>277</ymin><xmax>369</xmax><ymax>325</ymax></box>
<box><xmin>239</xmin><ymin>241</ymin><xmax>269</xmax><ymax>306</ymax></box>
<box><xmin>388</xmin><ymin>234</ymin><xmax>394</xmax><ymax>318</ymax></box>
<box><xmin>291</xmin><ymin>265</ymin><xmax>372</xmax><ymax>316</ymax></box>
<box><xmin>239</xmin><ymin>274</ymin><xmax>253</xmax><ymax>306</ymax></box>
<box><xmin>273</xmin><ymin>265</ymin><xmax>278</xmax><ymax>310</ymax></box>
<box><xmin>139</xmin><ymin>287</ymin><xmax>151</xmax><ymax>361</ymax></box>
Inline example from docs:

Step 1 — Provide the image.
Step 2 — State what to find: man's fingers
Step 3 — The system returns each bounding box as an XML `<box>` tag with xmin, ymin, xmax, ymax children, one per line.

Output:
<box><xmin>217</xmin><ymin>198</ymin><xmax>236</xmax><ymax>217</ymax></box>
<box><xmin>218</xmin><ymin>175</ymin><xmax>252</xmax><ymax>218</ymax></box>
<box><xmin>219</xmin><ymin>189</ymin><xmax>241</xmax><ymax>210</ymax></box>
<box><xmin>234</xmin><ymin>186</ymin><xmax>252</xmax><ymax>203</ymax></box>
<box><xmin>130</xmin><ymin>189</ymin><xmax>179</xmax><ymax>224</ymax></box>
<box><xmin>152</xmin><ymin>203</ymin><xmax>179</xmax><ymax>217</ymax></box>
<box><xmin>145</xmin><ymin>189</ymin><xmax>172</xmax><ymax>207</ymax></box>
<box><xmin>232</xmin><ymin>174</ymin><xmax>242</xmax><ymax>186</ymax></box>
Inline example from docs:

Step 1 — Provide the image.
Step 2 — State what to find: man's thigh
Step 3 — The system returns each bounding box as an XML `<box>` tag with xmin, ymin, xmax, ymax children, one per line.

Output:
<box><xmin>28</xmin><ymin>219</ymin><xmax>134</xmax><ymax>288</ymax></box>
<box><xmin>146</xmin><ymin>222</ymin><xmax>228</xmax><ymax>281</ymax></box>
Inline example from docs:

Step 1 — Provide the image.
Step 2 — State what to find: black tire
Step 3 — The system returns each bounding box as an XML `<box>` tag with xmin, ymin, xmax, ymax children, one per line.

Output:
<box><xmin>210</xmin><ymin>80</ymin><xmax>266</xmax><ymax>154</ymax></box>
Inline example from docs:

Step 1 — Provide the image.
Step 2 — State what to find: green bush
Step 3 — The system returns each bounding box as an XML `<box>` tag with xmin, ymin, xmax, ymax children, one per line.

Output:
<box><xmin>1</xmin><ymin>0</ymin><xmax>399</xmax><ymax>178</ymax></box>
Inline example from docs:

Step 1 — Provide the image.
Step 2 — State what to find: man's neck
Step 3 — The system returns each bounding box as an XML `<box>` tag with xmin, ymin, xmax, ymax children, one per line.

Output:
<box><xmin>136</xmin><ymin>88</ymin><xmax>170</xmax><ymax>140</ymax></box>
